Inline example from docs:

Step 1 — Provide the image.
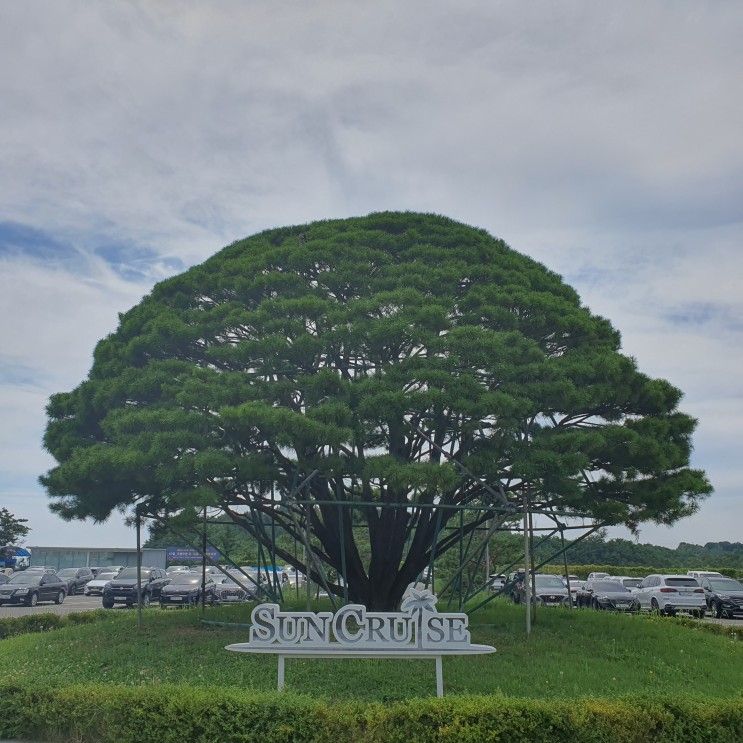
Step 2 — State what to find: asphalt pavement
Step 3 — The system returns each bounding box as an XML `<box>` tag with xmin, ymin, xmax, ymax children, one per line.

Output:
<box><xmin>0</xmin><ymin>594</ymin><xmax>111</xmax><ymax>617</ymax></box>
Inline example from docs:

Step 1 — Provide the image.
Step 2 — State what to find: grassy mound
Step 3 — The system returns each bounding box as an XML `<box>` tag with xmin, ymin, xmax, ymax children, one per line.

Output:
<box><xmin>1</xmin><ymin>601</ymin><xmax>741</xmax><ymax>701</ymax></box>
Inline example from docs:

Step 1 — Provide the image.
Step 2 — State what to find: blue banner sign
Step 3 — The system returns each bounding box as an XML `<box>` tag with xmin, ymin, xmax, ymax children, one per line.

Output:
<box><xmin>166</xmin><ymin>546</ymin><xmax>222</xmax><ymax>562</ymax></box>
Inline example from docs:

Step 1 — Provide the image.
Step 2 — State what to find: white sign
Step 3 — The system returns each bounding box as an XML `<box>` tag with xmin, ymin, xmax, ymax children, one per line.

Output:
<box><xmin>226</xmin><ymin>589</ymin><xmax>495</xmax><ymax>696</ymax></box>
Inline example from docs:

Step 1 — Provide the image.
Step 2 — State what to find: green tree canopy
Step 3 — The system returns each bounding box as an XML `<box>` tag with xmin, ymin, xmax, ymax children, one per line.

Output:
<box><xmin>41</xmin><ymin>212</ymin><xmax>711</xmax><ymax>609</ymax></box>
<box><xmin>0</xmin><ymin>508</ymin><xmax>30</xmax><ymax>545</ymax></box>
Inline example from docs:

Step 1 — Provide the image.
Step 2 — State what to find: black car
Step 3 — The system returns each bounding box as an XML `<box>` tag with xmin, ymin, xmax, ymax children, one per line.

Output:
<box><xmin>700</xmin><ymin>576</ymin><xmax>743</xmax><ymax>618</ymax></box>
<box><xmin>513</xmin><ymin>574</ymin><xmax>571</xmax><ymax>607</ymax></box>
<box><xmin>0</xmin><ymin>571</ymin><xmax>68</xmax><ymax>606</ymax></box>
<box><xmin>102</xmin><ymin>567</ymin><xmax>169</xmax><ymax>608</ymax></box>
<box><xmin>159</xmin><ymin>573</ymin><xmax>216</xmax><ymax>608</ymax></box>
<box><xmin>56</xmin><ymin>567</ymin><xmax>94</xmax><ymax>595</ymax></box>
<box><xmin>580</xmin><ymin>580</ymin><xmax>640</xmax><ymax>612</ymax></box>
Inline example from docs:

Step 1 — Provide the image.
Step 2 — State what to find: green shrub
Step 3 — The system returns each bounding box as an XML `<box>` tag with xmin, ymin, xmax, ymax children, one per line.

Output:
<box><xmin>0</xmin><ymin>684</ymin><xmax>741</xmax><ymax>742</ymax></box>
<box><xmin>0</xmin><ymin>609</ymin><xmax>109</xmax><ymax>640</ymax></box>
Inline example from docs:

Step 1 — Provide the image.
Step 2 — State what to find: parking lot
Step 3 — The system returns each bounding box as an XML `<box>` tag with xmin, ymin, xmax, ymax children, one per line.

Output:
<box><xmin>0</xmin><ymin>592</ymin><xmax>740</xmax><ymax>627</ymax></box>
<box><xmin>0</xmin><ymin>594</ymin><xmax>108</xmax><ymax>618</ymax></box>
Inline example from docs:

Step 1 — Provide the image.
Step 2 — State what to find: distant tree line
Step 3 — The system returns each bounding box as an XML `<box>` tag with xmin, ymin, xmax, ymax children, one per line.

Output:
<box><xmin>493</xmin><ymin>532</ymin><xmax>743</xmax><ymax>570</ymax></box>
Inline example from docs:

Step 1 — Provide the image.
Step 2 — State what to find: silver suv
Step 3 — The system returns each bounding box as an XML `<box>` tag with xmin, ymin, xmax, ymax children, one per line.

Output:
<box><xmin>636</xmin><ymin>574</ymin><xmax>706</xmax><ymax>617</ymax></box>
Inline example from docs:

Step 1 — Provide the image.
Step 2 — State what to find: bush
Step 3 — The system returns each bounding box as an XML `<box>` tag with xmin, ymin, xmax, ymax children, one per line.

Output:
<box><xmin>0</xmin><ymin>609</ymin><xmax>109</xmax><ymax>640</ymax></box>
<box><xmin>0</xmin><ymin>684</ymin><xmax>741</xmax><ymax>742</ymax></box>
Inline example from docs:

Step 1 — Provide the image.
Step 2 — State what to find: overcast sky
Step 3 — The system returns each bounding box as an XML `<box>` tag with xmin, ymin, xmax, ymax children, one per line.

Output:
<box><xmin>1</xmin><ymin>2</ymin><xmax>741</xmax><ymax>549</ymax></box>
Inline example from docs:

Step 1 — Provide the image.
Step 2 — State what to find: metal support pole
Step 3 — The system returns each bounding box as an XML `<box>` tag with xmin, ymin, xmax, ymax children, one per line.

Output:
<box><xmin>277</xmin><ymin>655</ymin><xmax>285</xmax><ymax>691</ymax></box>
<box><xmin>337</xmin><ymin>501</ymin><xmax>348</xmax><ymax>604</ymax></box>
<box><xmin>270</xmin><ymin>483</ymin><xmax>280</xmax><ymax>599</ymax></box>
<box><xmin>136</xmin><ymin>507</ymin><xmax>142</xmax><ymax>630</ymax></box>
<box><xmin>426</xmin><ymin>508</ymin><xmax>444</xmax><ymax>593</ymax></box>
<box><xmin>529</xmin><ymin>505</ymin><xmax>536</xmax><ymax>626</ymax></box>
<box><xmin>305</xmin><ymin>504</ymin><xmax>312</xmax><ymax>610</ymax></box>
<box><xmin>435</xmin><ymin>655</ymin><xmax>443</xmax><ymax>697</ymax></box>
<box><xmin>560</xmin><ymin>527</ymin><xmax>573</xmax><ymax>608</ymax></box>
<box><xmin>201</xmin><ymin>506</ymin><xmax>207</xmax><ymax>614</ymax></box>
<box><xmin>484</xmin><ymin>519</ymin><xmax>490</xmax><ymax>587</ymax></box>
<box><xmin>524</xmin><ymin>495</ymin><xmax>531</xmax><ymax>636</ymax></box>
<box><xmin>458</xmin><ymin>509</ymin><xmax>464</xmax><ymax>610</ymax></box>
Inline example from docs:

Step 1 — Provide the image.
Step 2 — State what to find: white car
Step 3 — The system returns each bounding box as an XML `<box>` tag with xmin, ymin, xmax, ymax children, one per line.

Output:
<box><xmin>84</xmin><ymin>571</ymin><xmax>120</xmax><ymax>596</ymax></box>
<box><xmin>586</xmin><ymin>572</ymin><xmax>610</xmax><ymax>582</ymax></box>
<box><xmin>488</xmin><ymin>574</ymin><xmax>507</xmax><ymax>592</ymax></box>
<box><xmin>636</xmin><ymin>574</ymin><xmax>706</xmax><ymax>617</ymax></box>
<box><xmin>687</xmin><ymin>570</ymin><xmax>723</xmax><ymax>580</ymax></box>
<box><xmin>608</xmin><ymin>576</ymin><xmax>643</xmax><ymax>593</ymax></box>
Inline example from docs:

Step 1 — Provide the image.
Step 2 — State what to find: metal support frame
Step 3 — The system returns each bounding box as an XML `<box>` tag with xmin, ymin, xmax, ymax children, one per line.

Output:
<box><xmin>466</xmin><ymin>522</ymin><xmax>606</xmax><ymax>616</ymax></box>
<box><xmin>136</xmin><ymin>469</ymin><xmax>603</xmax><ymax>637</ymax></box>
<box><xmin>146</xmin><ymin>513</ymin><xmax>269</xmax><ymax>599</ymax></box>
<box><xmin>135</xmin><ymin>506</ymin><xmax>142</xmax><ymax>630</ymax></box>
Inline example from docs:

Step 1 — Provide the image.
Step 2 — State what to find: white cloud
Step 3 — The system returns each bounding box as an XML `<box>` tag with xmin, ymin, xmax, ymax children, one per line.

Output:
<box><xmin>1</xmin><ymin>1</ymin><xmax>742</xmax><ymax>547</ymax></box>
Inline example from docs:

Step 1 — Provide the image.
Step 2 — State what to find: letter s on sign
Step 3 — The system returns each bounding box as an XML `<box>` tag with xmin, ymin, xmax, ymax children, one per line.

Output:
<box><xmin>426</xmin><ymin>615</ymin><xmax>445</xmax><ymax>643</ymax></box>
<box><xmin>251</xmin><ymin>605</ymin><xmax>277</xmax><ymax>643</ymax></box>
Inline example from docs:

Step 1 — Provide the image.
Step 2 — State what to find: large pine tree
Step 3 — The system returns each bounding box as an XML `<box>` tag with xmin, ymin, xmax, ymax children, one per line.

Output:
<box><xmin>42</xmin><ymin>212</ymin><xmax>711</xmax><ymax>609</ymax></box>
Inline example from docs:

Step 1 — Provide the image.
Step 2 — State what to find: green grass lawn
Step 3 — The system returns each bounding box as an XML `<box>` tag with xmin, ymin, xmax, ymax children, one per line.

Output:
<box><xmin>2</xmin><ymin>601</ymin><xmax>741</xmax><ymax>701</ymax></box>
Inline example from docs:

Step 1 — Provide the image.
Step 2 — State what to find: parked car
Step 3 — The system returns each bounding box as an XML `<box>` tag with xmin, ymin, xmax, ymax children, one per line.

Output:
<box><xmin>284</xmin><ymin>566</ymin><xmax>307</xmax><ymax>588</ymax></box>
<box><xmin>688</xmin><ymin>570</ymin><xmax>723</xmax><ymax>580</ymax></box>
<box><xmin>514</xmin><ymin>574</ymin><xmax>571</xmax><ymax>607</ymax></box>
<box><xmin>0</xmin><ymin>571</ymin><xmax>67</xmax><ymax>606</ymax></box>
<box><xmin>215</xmin><ymin>576</ymin><xmax>253</xmax><ymax>603</ymax></box>
<box><xmin>102</xmin><ymin>567</ymin><xmax>170</xmax><ymax>608</ymax></box>
<box><xmin>84</xmin><ymin>571</ymin><xmax>120</xmax><ymax>596</ymax></box>
<box><xmin>699</xmin><ymin>576</ymin><xmax>743</xmax><ymax>618</ymax></box>
<box><xmin>487</xmin><ymin>574</ymin><xmax>507</xmax><ymax>592</ymax></box>
<box><xmin>562</xmin><ymin>576</ymin><xmax>585</xmax><ymax>604</ymax></box>
<box><xmin>607</xmin><ymin>576</ymin><xmax>643</xmax><ymax>593</ymax></box>
<box><xmin>584</xmin><ymin>580</ymin><xmax>640</xmax><ymax>612</ymax></box>
<box><xmin>576</xmin><ymin>578</ymin><xmax>611</xmax><ymax>608</ymax></box>
<box><xmin>166</xmin><ymin>565</ymin><xmax>192</xmax><ymax>575</ymax></box>
<box><xmin>24</xmin><ymin>566</ymin><xmax>58</xmax><ymax>573</ymax></box>
<box><xmin>636</xmin><ymin>574</ymin><xmax>706</xmax><ymax>617</ymax></box>
<box><xmin>159</xmin><ymin>573</ymin><xmax>216</xmax><ymax>607</ymax></box>
<box><xmin>230</xmin><ymin>570</ymin><xmax>264</xmax><ymax>597</ymax></box>
<box><xmin>56</xmin><ymin>567</ymin><xmax>94</xmax><ymax>595</ymax></box>
<box><xmin>586</xmin><ymin>572</ymin><xmax>610</xmax><ymax>582</ymax></box>
<box><xmin>90</xmin><ymin>565</ymin><xmax>123</xmax><ymax>577</ymax></box>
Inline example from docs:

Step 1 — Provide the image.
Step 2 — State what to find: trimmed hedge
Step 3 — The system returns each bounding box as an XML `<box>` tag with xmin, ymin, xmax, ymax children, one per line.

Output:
<box><xmin>539</xmin><ymin>564</ymin><xmax>743</xmax><ymax>581</ymax></box>
<box><xmin>0</xmin><ymin>609</ymin><xmax>109</xmax><ymax>640</ymax></box>
<box><xmin>0</xmin><ymin>684</ymin><xmax>741</xmax><ymax>742</ymax></box>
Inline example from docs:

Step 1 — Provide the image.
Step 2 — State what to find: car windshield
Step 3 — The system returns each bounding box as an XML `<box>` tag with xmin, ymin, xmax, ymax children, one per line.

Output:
<box><xmin>622</xmin><ymin>579</ymin><xmax>642</xmax><ymax>588</ymax></box>
<box><xmin>95</xmin><ymin>573</ymin><xmax>118</xmax><ymax>581</ymax></box>
<box><xmin>170</xmin><ymin>574</ymin><xmax>201</xmax><ymax>585</ymax></box>
<box><xmin>665</xmin><ymin>578</ymin><xmax>699</xmax><ymax>587</ymax></box>
<box><xmin>8</xmin><ymin>573</ymin><xmax>41</xmax><ymax>585</ymax></box>
<box><xmin>709</xmin><ymin>578</ymin><xmax>743</xmax><ymax>591</ymax></box>
<box><xmin>117</xmin><ymin>568</ymin><xmax>151</xmax><ymax>580</ymax></box>
<box><xmin>592</xmin><ymin>581</ymin><xmax>628</xmax><ymax>592</ymax></box>
<box><xmin>57</xmin><ymin>569</ymin><xmax>78</xmax><ymax>577</ymax></box>
<box><xmin>535</xmin><ymin>575</ymin><xmax>565</xmax><ymax>588</ymax></box>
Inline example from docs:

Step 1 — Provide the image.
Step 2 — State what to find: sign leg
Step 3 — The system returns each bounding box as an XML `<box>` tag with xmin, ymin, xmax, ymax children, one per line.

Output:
<box><xmin>278</xmin><ymin>655</ymin><xmax>285</xmax><ymax>691</ymax></box>
<box><xmin>435</xmin><ymin>655</ymin><xmax>443</xmax><ymax>698</ymax></box>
